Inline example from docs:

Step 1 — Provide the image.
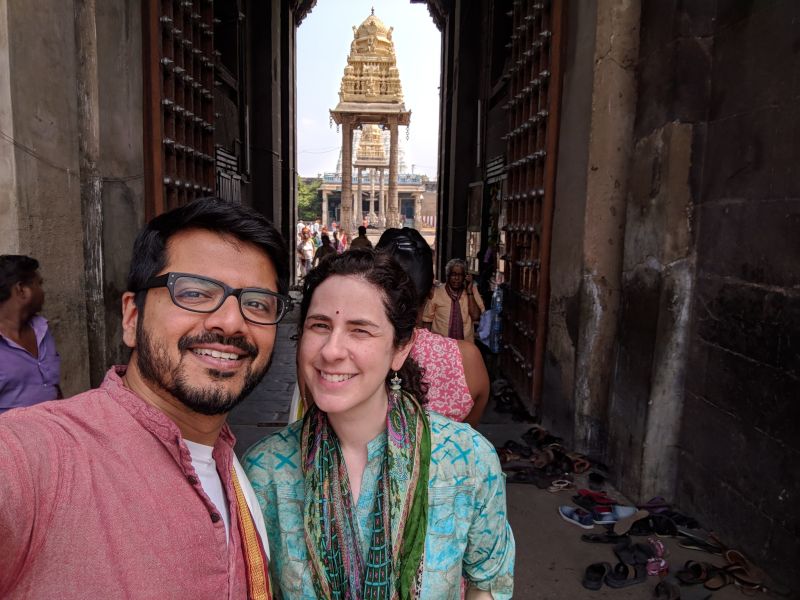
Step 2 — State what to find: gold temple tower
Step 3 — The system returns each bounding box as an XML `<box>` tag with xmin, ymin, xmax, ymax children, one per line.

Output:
<box><xmin>330</xmin><ymin>10</ymin><xmax>411</xmax><ymax>233</ymax></box>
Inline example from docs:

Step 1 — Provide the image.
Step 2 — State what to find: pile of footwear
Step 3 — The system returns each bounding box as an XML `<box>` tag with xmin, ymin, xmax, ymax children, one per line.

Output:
<box><xmin>569</xmin><ymin>496</ymin><xmax>786</xmax><ymax>597</ymax></box>
<box><xmin>491</xmin><ymin>379</ymin><xmax>536</xmax><ymax>422</ymax></box>
<box><xmin>496</xmin><ymin>424</ymin><xmax>595</xmax><ymax>487</ymax></box>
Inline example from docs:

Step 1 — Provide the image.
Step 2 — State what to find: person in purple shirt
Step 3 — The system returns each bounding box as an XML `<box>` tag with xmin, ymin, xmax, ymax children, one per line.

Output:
<box><xmin>0</xmin><ymin>255</ymin><xmax>61</xmax><ymax>413</ymax></box>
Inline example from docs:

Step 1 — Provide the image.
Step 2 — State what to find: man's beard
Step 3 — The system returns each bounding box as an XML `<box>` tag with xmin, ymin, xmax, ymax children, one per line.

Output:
<box><xmin>135</xmin><ymin>321</ymin><xmax>271</xmax><ymax>415</ymax></box>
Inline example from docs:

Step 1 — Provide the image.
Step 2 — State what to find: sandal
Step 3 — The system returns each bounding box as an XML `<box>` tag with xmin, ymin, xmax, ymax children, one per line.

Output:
<box><xmin>546</xmin><ymin>479</ymin><xmax>575</xmax><ymax>493</ymax></box>
<box><xmin>567</xmin><ymin>452</ymin><xmax>591</xmax><ymax>474</ymax></box>
<box><xmin>502</xmin><ymin>439</ymin><xmax>533</xmax><ymax>458</ymax></box>
<box><xmin>676</xmin><ymin>560</ymin><xmax>719</xmax><ymax>585</ymax></box>
<box><xmin>604</xmin><ymin>562</ymin><xmax>647</xmax><ymax>588</ymax></box>
<box><xmin>582</xmin><ymin>562</ymin><xmax>611</xmax><ymax>590</ymax></box>
<box><xmin>531</xmin><ymin>448</ymin><xmax>555</xmax><ymax>469</ymax></box>
<box><xmin>581</xmin><ymin>531</ymin><xmax>629</xmax><ymax>544</ymax></box>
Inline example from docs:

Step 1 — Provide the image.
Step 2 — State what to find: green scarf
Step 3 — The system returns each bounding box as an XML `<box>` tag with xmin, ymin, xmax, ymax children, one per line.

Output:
<box><xmin>301</xmin><ymin>391</ymin><xmax>431</xmax><ymax>599</ymax></box>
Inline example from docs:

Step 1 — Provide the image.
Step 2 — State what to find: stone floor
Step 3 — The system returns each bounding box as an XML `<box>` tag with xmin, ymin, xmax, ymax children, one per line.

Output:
<box><xmin>230</xmin><ymin>309</ymin><xmax>744</xmax><ymax>599</ymax></box>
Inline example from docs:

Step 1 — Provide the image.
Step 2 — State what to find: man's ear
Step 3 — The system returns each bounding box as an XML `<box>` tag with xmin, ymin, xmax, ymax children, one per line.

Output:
<box><xmin>121</xmin><ymin>292</ymin><xmax>139</xmax><ymax>349</ymax></box>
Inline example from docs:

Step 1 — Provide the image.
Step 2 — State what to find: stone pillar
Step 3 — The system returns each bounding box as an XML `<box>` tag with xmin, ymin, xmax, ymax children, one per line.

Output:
<box><xmin>415</xmin><ymin>193</ymin><xmax>423</xmax><ymax>228</ymax></box>
<box><xmin>356</xmin><ymin>166</ymin><xmax>363</xmax><ymax>225</ymax></box>
<box><xmin>369</xmin><ymin>168</ymin><xmax>376</xmax><ymax>219</ymax></box>
<box><xmin>378</xmin><ymin>169</ymin><xmax>386</xmax><ymax>227</ymax></box>
<box><xmin>340</xmin><ymin>117</ymin><xmax>353</xmax><ymax>236</ymax></box>
<box><xmin>388</xmin><ymin>119</ymin><xmax>399</xmax><ymax>227</ymax></box>
<box><xmin>321</xmin><ymin>189</ymin><xmax>329</xmax><ymax>226</ymax></box>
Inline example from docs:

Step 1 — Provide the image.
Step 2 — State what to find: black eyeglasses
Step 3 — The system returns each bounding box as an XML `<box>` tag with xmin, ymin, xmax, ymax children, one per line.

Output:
<box><xmin>138</xmin><ymin>272</ymin><xmax>292</xmax><ymax>325</ymax></box>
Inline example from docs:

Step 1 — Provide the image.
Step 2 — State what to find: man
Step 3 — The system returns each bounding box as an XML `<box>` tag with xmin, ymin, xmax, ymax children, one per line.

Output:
<box><xmin>348</xmin><ymin>224</ymin><xmax>373</xmax><ymax>250</ymax></box>
<box><xmin>423</xmin><ymin>258</ymin><xmax>485</xmax><ymax>343</ymax></box>
<box><xmin>0</xmin><ymin>255</ymin><xmax>61</xmax><ymax>413</ymax></box>
<box><xmin>296</xmin><ymin>226</ymin><xmax>314</xmax><ymax>278</ymax></box>
<box><xmin>0</xmin><ymin>198</ymin><xmax>289</xmax><ymax>599</ymax></box>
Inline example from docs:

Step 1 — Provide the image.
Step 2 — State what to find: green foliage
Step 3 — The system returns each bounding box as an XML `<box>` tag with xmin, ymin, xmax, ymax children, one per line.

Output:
<box><xmin>297</xmin><ymin>176</ymin><xmax>322</xmax><ymax>221</ymax></box>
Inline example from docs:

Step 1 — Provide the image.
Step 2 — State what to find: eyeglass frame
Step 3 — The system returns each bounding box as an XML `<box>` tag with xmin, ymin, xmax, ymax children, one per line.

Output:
<box><xmin>137</xmin><ymin>271</ymin><xmax>292</xmax><ymax>325</ymax></box>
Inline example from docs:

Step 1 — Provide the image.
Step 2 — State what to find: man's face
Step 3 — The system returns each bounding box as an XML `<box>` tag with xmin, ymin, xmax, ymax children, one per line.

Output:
<box><xmin>448</xmin><ymin>266</ymin><xmax>465</xmax><ymax>290</ymax></box>
<box><xmin>21</xmin><ymin>272</ymin><xmax>45</xmax><ymax>314</ymax></box>
<box><xmin>124</xmin><ymin>229</ymin><xmax>279</xmax><ymax>415</ymax></box>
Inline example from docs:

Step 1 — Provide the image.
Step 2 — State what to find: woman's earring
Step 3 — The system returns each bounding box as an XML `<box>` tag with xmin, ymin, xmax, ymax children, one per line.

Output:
<box><xmin>389</xmin><ymin>371</ymin><xmax>402</xmax><ymax>402</ymax></box>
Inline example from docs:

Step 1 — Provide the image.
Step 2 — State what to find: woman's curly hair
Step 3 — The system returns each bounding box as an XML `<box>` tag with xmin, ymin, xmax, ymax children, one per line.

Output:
<box><xmin>298</xmin><ymin>248</ymin><xmax>428</xmax><ymax>403</ymax></box>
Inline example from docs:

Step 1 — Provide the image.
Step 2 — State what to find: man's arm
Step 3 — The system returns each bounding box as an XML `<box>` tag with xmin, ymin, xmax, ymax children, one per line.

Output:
<box><xmin>0</xmin><ymin>420</ymin><xmax>57</xmax><ymax>594</ymax></box>
<box><xmin>465</xmin><ymin>275</ymin><xmax>482</xmax><ymax>322</ymax></box>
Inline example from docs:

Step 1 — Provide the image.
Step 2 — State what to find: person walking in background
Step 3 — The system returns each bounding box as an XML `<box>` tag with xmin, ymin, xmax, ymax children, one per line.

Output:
<box><xmin>0</xmin><ymin>255</ymin><xmax>61</xmax><ymax>414</ymax></box>
<box><xmin>348</xmin><ymin>225</ymin><xmax>373</xmax><ymax>250</ymax></box>
<box><xmin>377</xmin><ymin>228</ymin><xmax>489</xmax><ymax>426</ymax></box>
<box><xmin>0</xmin><ymin>198</ymin><xmax>289</xmax><ymax>598</ymax></box>
<box><xmin>313</xmin><ymin>233</ymin><xmax>337</xmax><ymax>266</ymax></box>
<box><xmin>296</xmin><ymin>226</ymin><xmax>314</xmax><ymax>278</ymax></box>
<box><xmin>423</xmin><ymin>258</ymin><xmax>485</xmax><ymax>343</ymax></box>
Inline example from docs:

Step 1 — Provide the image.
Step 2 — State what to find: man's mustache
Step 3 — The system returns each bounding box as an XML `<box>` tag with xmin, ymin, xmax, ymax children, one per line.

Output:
<box><xmin>177</xmin><ymin>332</ymin><xmax>258</xmax><ymax>358</ymax></box>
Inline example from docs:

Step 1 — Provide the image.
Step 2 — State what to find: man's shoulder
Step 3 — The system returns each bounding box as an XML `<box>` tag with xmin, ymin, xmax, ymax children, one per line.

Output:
<box><xmin>0</xmin><ymin>387</ymin><xmax>117</xmax><ymax>440</ymax></box>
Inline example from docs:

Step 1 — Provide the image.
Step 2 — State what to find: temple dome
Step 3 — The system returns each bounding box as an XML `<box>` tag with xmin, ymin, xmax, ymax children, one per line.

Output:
<box><xmin>355</xmin><ymin>14</ymin><xmax>392</xmax><ymax>41</ymax></box>
<box><xmin>336</xmin><ymin>11</ymin><xmax>404</xmax><ymax>105</ymax></box>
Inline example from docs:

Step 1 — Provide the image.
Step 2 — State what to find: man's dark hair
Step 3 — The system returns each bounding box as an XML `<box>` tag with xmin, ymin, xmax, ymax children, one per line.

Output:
<box><xmin>321</xmin><ymin>234</ymin><xmax>331</xmax><ymax>245</ymax></box>
<box><xmin>358</xmin><ymin>225</ymin><xmax>367</xmax><ymax>236</ymax></box>
<box><xmin>299</xmin><ymin>249</ymin><xmax>427</xmax><ymax>403</ymax></box>
<box><xmin>0</xmin><ymin>255</ymin><xmax>39</xmax><ymax>303</ymax></box>
<box><xmin>127</xmin><ymin>197</ymin><xmax>289</xmax><ymax>308</ymax></box>
<box><xmin>376</xmin><ymin>228</ymin><xmax>433</xmax><ymax>307</ymax></box>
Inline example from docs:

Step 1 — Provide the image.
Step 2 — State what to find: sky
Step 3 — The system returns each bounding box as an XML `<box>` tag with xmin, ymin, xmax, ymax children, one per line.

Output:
<box><xmin>296</xmin><ymin>0</ymin><xmax>441</xmax><ymax>179</ymax></box>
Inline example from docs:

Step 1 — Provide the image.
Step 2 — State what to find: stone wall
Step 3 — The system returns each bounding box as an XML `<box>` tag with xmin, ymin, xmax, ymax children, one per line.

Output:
<box><xmin>675</xmin><ymin>0</ymin><xmax>800</xmax><ymax>585</ymax></box>
<box><xmin>0</xmin><ymin>0</ymin><xmax>90</xmax><ymax>396</ymax></box>
<box><xmin>0</xmin><ymin>0</ymin><xmax>145</xmax><ymax>393</ymax></box>
<box><xmin>609</xmin><ymin>0</ymin><xmax>799</xmax><ymax>587</ymax></box>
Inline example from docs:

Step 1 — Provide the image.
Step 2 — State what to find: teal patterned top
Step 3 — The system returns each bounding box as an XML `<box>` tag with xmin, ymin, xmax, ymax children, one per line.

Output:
<box><xmin>243</xmin><ymin>412</ymin><xmax>515</xmax><ymax>599</ymax></box>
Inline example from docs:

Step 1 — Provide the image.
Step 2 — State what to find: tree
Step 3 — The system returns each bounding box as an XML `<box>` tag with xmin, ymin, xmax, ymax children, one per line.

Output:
<box><xmin>297</xmin><ymin>176</ymin><xmax>322</xmax><ymax>222</ymax></box>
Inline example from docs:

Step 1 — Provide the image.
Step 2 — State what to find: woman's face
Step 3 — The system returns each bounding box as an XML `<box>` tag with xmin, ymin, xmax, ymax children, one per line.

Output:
<box><xmin>299</xmin><ymin>275</ymin><xmax>411</xmax><ymax>420</ymax></box>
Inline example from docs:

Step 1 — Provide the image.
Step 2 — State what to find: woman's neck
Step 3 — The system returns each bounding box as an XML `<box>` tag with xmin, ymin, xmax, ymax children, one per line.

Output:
<box><xmin>327</xmin><ymin>389</ymin><xmax>389</xmax><ymax>452</ymax></box>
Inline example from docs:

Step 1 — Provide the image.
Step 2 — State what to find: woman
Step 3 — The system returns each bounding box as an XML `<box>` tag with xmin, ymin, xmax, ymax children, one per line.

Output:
<box><xmin>244</xmin><ymin>250</ymin><xmax>514</xmax><ymax>599</ymax></box>
<box><xmin>377</xmin><ymin>228</ymin><xmax>489</xmax><ymax>426</ymax></box>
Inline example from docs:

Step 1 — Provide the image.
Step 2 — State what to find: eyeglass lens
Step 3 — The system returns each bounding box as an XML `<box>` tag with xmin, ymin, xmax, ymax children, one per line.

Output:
<box><xmin>172</xmin><ymin>275</ymin><xmax>283</xmax><ymax>324</ymax></box>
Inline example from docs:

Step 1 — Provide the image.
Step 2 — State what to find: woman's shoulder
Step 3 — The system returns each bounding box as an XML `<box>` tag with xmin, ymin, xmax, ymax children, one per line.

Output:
<box><xmin>242</xmin><ymin>421</ymin><xmax>304</xmax><ymax>477</ymax></box>
<box><xmin>427</xmin><ymin>412</ymin><xmax>499</xmax><ymax>466</ymax></box>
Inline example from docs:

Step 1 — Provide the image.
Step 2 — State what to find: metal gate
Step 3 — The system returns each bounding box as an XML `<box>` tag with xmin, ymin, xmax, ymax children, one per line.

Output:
<box><xmin>499</xmin><ymin>0</ymin><xmax>565</xmax><ymax>411</ymax></box>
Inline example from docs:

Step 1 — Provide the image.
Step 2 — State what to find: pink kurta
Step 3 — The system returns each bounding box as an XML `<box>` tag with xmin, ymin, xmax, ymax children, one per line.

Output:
<box><xmin>0</xmin><ymin>366</ymin><xmax>250</xmax><ymax>599</ymax></box>
<box><xmin>411</xmin><ymin>328</ymin><xmax>474</xmax><ymax>421</ymax></box>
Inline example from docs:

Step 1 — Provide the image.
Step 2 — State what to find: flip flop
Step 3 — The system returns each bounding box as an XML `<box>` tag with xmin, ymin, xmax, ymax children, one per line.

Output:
<box><xmin>604</xmin><ymin>562</ymin><xmax>647</xmax><ymax>588</ymax></box>
<box><xmin>723</xmin><ymin>549</ymin><xmax>766</xmax><ymax>588</ymax></box>
<box><xmin>614</xmin><ymin>539</ymin><xmax>655</xmax><ymax>566</ymax></box>
<box><xmin>546</xmin><ymin>479</ymin><xmax>575</xmax><ymax>493</ymax></box>
<box><xmin>508</xmin><ymin>468</ymin><xmax>550</xmax><ymax>488</ymax></box>
<box><xmin>582</xmin><ymin>562</ymin><xmax>611</xmax><ymax>590</ymax></box>
<box><xmin>581</xmin><ymin>531</ymin><xmax>629</xmax><ymax>544</ymax></box>
<box><xmin>676</xmin><ymin>560</ymin><xmax>719</xmax><ymax>585</ymax></box>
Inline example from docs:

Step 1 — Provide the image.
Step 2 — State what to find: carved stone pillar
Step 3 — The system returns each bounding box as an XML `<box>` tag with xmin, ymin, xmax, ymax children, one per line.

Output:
<box><xmin>387</xmin><ymin>119</ymin><xmax>399</xmax><ymax>227</ymax></box>
<box><xmin>321</xmin><ymin>190</ymin><xmax>329</xmax><ymax>227</ymax></box>
<box><xmin>369</xmin><ymin>168</ymin><xmax>376</xmax><ymax>219</ymax></box>
<box><xmin>340</xmin><ymin>118</ymin><xmax>354</xmax><ymax>236</ymax></box>
<box><xmin>379</xmin><ymin>169</ymin><xmax>386</xmax><ymax>227</ymax></box>
<box><xmin>356</xmin><ymin>167</ymin><xmax>363</xmax><ymax>225</ymax></box>
<box><xmin>415</xmin><ymin>193</ymin><xmax>423</xmax><ymax>228</ymax></box>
